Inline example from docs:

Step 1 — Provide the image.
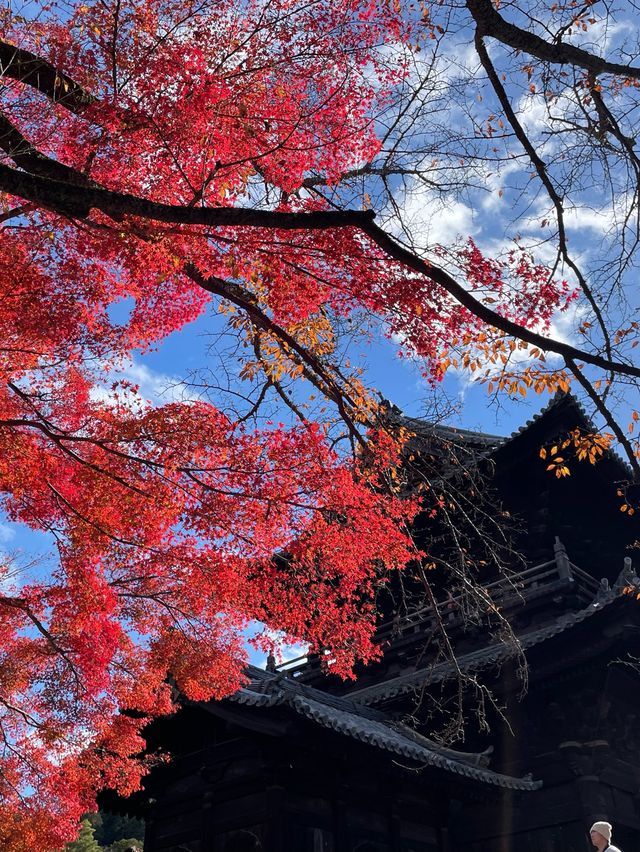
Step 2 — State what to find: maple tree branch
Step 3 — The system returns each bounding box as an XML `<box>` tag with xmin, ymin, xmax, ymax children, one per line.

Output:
<box><xmin>0</xmin><ymin>721</ymin><xmax>49</xmax><ymax>784</ymax></box>
<box><xmin>360</xmin><ymin>220</ymin><xmax>640</xmax><ymax>381</ymax></box>
<box><xmin>564</xmin><ymin>358</ymin><xmax>640</xmax><ymax>478</ymax></box>
<box><xmin>184</xmin><ymin>264</ymin><xmax>367</xmax><ymax>445</ymax></box>
<box><xmin>0</xmin><ymin>697</ymin><xmax>45</xmax><ymax>730</ymax></box>
<box><xmin>0</xmin><ymin>112</ymin><xmax>95</xmax><ymax>188</ymax></box>
<box><xmin>410</xmin><ymin>558</ymin><xmax>521</xmax><ymax>741</ymax></box>
<box><xmin>466</xmin><ymin>0</ymin><xmax>640</xmax><ymax>80</ymax></box>
<box><xmin>0</xmin><ymin>162</ymin><xmax>376</xmax><ymax>227</ymax></box>
<box><xmin>472</xmin><ymin>31</ymin><xmax>614</xmax><ymax>370</ymax></box>
<box><xmin>269</xmin><ymin>374</ymin><xmax>308</xmax><ymax>423</ymax></box>
<box><xmin>301</xmin><ymin>163</ymin><xmax>439</xmax><ymax>190</ymax></box>
<box><xmin>0</xmin><ymin>415</ymin><xmax>150</xmax><ymax>496</ymax></box>
<box><xmin>236</xmin><ymin>376</ymin><xmax>274</xmax><ymax>424</ymax></box>
<box><xmin>2</xmin><ymin>410</ymin><xmax>331</xmax><ymax>537</ymax></box>
<box><xmin>0</xmin><ymin>202</ymin><xmax>34</xmax><ymax>221</ymax></box>
<box><xmin>46</xmin><ymin>482</ymin><xmax>150</xmax><ymax>550</ymax></box>
<box><xmin>0</xmin><ymin>38</ymin><xmax>96</xmax><ymax>114</ymax></box>
<box><xmin>0</xmin><ymin>595</ymin><xmax>81</xmax><ymax>685</ymax></box>
<box><xmin>587</xmin><ymin>71</ymin><xmax>640</xmax><ymax>162</ymax></box>
<box><xmin>251</xmin><ymin>334</ymin><xmax>308</xmax><ymax>424</ymax></box>
<box><xmin>2</xmin><ymin>163</ymin><xmax>640</xmax><ymax>383</ymax></box>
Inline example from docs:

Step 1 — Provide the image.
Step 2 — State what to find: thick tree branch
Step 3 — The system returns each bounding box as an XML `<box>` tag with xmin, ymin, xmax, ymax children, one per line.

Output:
<box><xmin>0</xmin><ymin>38</ymin><xmax>96</xmax><ymax>114</ymax></box>
<box><xmin>466</xmin><ymin>0</ymin><xmax>640</xmax><ymax>80</ymax></box>
<box><xmin>2</xmin><ymin>162</ymin><xmax>640</xmax><ymax>383</ymax></box>
<box><xmin>183</xmin><ymin>264</ymin><xmax>367</xmax><ymax>445</ymax></box>
<box><xmin>360</xmin><ymin>221</ymin><xmax>640</xmax><ymax>381</ymax></box>
<box><xmin>0</xmin><ymin>112</ymin><xmax>94</xmax><ymax>187</ymax></box>
<box><xmin>0</xmin><ymin>202</ymin><xmax>34</xmax><ymax>222</ymax></box>
<box><xmin>0</xmin><ymin>162</ymin><xmax>376</xmax><ymax>226</ymax></box>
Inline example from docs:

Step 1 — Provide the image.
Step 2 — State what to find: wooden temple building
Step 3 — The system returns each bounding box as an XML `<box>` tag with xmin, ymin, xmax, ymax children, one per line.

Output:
<box><xmin>116</xmin><ymin>395</ymin><xmax>640</xmax><ymax>852</ymax></box>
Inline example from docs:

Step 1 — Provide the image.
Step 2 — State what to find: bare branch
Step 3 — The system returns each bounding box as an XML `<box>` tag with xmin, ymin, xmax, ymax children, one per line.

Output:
<box><xmin>466</xmin><ymin>0</ymin><xmax>640</xmax><ymax>80</ymax></box>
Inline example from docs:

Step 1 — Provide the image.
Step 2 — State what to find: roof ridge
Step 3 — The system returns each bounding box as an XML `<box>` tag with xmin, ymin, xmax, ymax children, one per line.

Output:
<box><xmin>389</xmin><ymin>392</ymin><xmax>586</xmax><ymax>454</ymax></box>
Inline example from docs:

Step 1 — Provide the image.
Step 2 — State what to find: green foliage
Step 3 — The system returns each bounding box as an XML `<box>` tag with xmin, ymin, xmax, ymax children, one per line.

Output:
<box><xmin>82</xmin><ymin>813</ymin><xmax>103</xmax><ymax>836</ymax></box>
<box><xmin>63</xmin><ymin>820</ymin><xmax>101</xmax><ymax>852</ymax></box>
<box><xmin>93</xmin><ymin>813</ymin><xmax>145</xmax><ymax>847</ymax></box>
<box><xmin>61</xmin><ymin>813</ymin><xmax>145</xmax><ymax>851</ymax></box>
<box><xmin>106</xmin><ymin>840</ymin><xmax>143</xmax><ymax>852</ymax></box>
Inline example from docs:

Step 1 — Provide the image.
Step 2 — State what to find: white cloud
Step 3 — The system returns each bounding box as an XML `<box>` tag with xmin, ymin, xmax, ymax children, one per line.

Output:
<box><xmin>478</xmin><ymin>159</ymin><xmax>525</xmax><ymax>213</ymax></box>
<box><xmin>122</xmin><ymin>361</ymin><xmax>201</xmax><ymax>404</ymax></box>
<box><xmin>548</xmin><ymin>300</ymin><xmax>587</xmax><ymax>348</ymax></box>
<box><xmin>0</xmin><ymin>524</ymin><xmax>19</xmax><ymax>594</ymax></box>
<box><xmin>394</xmin><ymin>184</ymin><xmax>479</xmax><ymax>248</ymax></box>
<box><xmin>91</xmin><ymin>358</ymin><xmax>202</xmax><ymax>407</ymax></box>
<box><xmin>255</xmin><ymin>643</ymin><xmax>309</xmax><ymax>672</ymax></box>
<box><xmin>564</xmin><ymin>204</ymin><xmax>615</xmax><ymax>236</ymax></box>
<box><xmin>245</xmin><ymin>621</ymin><xmax>308</xmax><ymax>670</ymax></box>
<box><xmin>562</xmin><ymin>17</ymin><xmax>628</xmax><ymax>55</ymax></box>
<box><xmin>562</xmin><ymin>196</ymin><xmax>636</xmax><ymax>239</ymax></box>
<box><xmin>517</xmin><ymin>92</ymin><xmax>550</xmax><ymax>141</ymax></box>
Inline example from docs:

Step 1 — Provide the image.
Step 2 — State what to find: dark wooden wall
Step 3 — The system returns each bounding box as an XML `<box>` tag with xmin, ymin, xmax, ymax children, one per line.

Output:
<box><xmin>142</xmin><ymin>710</ymin><xmax>454</xmax><ymax>852</ymax></box>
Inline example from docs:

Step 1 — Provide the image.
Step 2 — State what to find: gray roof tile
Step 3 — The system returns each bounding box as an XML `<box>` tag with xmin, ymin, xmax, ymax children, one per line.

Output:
<box><xmin>226</xmin><ymin>666</ymin><xmax>541</xmax><ymax>791</ymax></box>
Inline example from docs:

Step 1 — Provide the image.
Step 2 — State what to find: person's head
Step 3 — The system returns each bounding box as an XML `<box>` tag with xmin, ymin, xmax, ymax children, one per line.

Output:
<box><xmin>590</xmin><ymin>821</ymin><xmax>613</xmax><ymax>850</ymax></box>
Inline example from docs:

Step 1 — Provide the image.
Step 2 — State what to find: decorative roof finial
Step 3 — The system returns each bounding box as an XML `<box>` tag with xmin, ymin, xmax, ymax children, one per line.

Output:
<box><xmin>613</xmin><ymin>556</ymin><xmax>640</xmax><ymax>593</ymax></box>
<box><xmin>554</xmin><ymin>536</ymin><xmax>572</xmax><ymax>580</ymax></box>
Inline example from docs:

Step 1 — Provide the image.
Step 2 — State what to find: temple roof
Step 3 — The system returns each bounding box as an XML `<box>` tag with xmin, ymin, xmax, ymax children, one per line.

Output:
<box><xmin>491</xmin><ymin>392</ymin><xmax>633</xmax><ymax>476</ymax></box>
<box><xmin>222</xmin><ymin>666</ymin><xmax>541</xmax><ymax>791</ymax></box>
<box><xmin>401</xmin><ymin>392</ymin><xmax>632</xmax><ymax>476</ymax></box>
<box><xmin>347</xmin><ymin>563</ymin><xmax>640</xmax><ymax>707</ymax></box>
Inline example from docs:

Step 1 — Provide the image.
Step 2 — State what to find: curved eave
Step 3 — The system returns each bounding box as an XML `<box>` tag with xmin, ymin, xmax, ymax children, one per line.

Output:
<box><xmin>222</xmin><ymin>669</ymin><xmax>541</xmax><ymax>793</ymax></box>
<box><xmin>291</xmin><ymin>694</ymin><xmax>540</xmax><ymax>791</ymax></box>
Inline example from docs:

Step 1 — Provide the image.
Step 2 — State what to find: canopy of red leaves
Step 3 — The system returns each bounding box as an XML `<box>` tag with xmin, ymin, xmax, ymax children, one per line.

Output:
<box><xmin>0</xmin><ymin>1</ymin><xmax>574</xmax><ymax>847</ymax></box>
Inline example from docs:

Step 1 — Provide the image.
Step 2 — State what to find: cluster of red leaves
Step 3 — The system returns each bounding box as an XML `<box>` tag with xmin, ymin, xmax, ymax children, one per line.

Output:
<box><xmin>0</xmin><ymin>0</ymin><xmax>576</xmax><ymax>847</ymax></box>
<box><xmin>213</xmin><ymin>226</ymin><xmax>576</xmax><ymax>383</ymax></box>
<box><xmin>457</xmin><ymin>239</ymin><xmax>576</xmax><ymax>331</ymax></box>
<box><xmin>0</xmin><ymin>2</ymin><xmax>417</xmax><ymax>849</ymax></box>
<box><xmin>0</xmin><ymin>223</ymin><xmax>418</xmax><ymax>843</ymax></box>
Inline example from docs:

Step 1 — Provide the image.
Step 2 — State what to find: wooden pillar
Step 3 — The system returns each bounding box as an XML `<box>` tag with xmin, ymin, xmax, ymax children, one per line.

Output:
<box><xmin>333</xmin><ymin>797</ymin><xmax>349</xmax><ymax>852</ymax></box>
<box><xmin>265</xmin><ymin>784</ymin><xmax>285</xmax><ymax>852</ymax></box>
